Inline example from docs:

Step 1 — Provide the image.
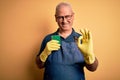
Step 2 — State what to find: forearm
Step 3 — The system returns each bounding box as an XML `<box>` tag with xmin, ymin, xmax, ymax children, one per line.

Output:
<box><xmin>36</xmin><ymin>48</ymin><xmax>50</xmax><ymax>69</ymax></box>
<box><xmin>36</xmin><ymin>55</ymin><xmax>45</xmax><ymax>69</ymax></box>
<box><xmin>85</xmin><ymin>57</ymin><xmax>98</xmax><ymax>72</ymax></box>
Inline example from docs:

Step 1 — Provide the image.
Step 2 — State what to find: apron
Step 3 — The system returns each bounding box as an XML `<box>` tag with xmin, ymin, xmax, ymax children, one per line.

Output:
<box><xmin>44</xmin><ymin>40</ymin><xmax>85</xmax><ymax>80</ymax></box>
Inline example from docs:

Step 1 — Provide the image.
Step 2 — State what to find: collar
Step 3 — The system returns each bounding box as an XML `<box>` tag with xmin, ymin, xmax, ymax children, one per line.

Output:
<box><xmin>53</xmin><ymin>28</ymin><xmax>81</xmax><ymax>42</ymax></box>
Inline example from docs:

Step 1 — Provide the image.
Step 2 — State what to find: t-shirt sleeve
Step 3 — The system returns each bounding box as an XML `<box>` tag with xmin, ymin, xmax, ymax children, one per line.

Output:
<box><xmin>37</xmin><ymin>35</ymin><xmax>51</xmax><ymax>56</ymax></box>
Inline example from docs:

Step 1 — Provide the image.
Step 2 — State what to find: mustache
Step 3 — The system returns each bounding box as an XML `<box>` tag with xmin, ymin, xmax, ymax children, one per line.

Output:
<box><xmin>61</xmin><ymin>22</ymin><xmax>68</xmax><ymax>25</ymax></box>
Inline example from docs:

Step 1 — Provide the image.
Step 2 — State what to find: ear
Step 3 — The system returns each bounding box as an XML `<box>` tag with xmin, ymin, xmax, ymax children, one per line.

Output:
<box><xmin>72</xmin><ymin>13</ymin><xmax>75</xmax><ymax>20</ymax></box>
<box><xmin>55</xmin><ymin>15</ymin><xmax>57</xmax><ymax>22</ymax></box>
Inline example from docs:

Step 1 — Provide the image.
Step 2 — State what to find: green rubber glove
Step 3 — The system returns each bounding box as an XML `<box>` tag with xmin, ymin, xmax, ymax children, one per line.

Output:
<box><xmin>77</xmin><ymin>29</ymin><xmax>95</xmax><ymax>64</ymax></box>
<box><xmin>40</xmin><ymin>40</ymin><xmax>60</xmax><ymax>62</ymax></box>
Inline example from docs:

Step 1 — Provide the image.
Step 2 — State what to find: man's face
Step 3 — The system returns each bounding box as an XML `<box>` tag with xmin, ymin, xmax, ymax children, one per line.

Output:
<box><xmin>55</xmin><ymin>6</ymin><xmax>74</xmax><ymax>31</ymax></box>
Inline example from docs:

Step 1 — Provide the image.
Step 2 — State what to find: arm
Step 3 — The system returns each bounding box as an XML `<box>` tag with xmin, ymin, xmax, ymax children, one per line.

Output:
<box><xmin>36</xmin><ymin>55</ymin><xmax>45</xmax><ymax>69</ymax></box>
<box><xmin>36</xmin><ymin>38</ymin><xmax>47</xmax><ymax>69</ymax></box>
<box><xmin>85</xmin><ymin>57</ymin><xmax>98</xmax><ymax>71</ymax></box>
<box><xmin>36</xmin><ymin>39</ymin><xmax>60</xmax><ymax>69</ymax></box>
<box><xmin>77</xmin><ymin>28</ymin><xmax>98</xmax><ymax>71</ymax></box>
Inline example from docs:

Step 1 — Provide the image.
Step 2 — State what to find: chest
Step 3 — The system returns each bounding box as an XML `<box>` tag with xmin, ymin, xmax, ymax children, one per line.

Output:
<box><xmin>46</xmin><ymin>41</ymin><xmax>85</xmax><ymax>65</ymax></box>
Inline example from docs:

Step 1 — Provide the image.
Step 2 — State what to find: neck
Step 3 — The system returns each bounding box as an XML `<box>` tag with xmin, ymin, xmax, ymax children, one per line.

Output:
<box><xmin>58</xmin><ymin>28</ymin><xmax>72</xmax><ymax>38</ymax></box>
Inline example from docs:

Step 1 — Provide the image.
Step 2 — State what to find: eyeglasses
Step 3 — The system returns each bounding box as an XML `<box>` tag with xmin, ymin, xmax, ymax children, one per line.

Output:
<box><xmin>56</xmin><ymin>15</ymin><xmax>73</xmax><ymax>21</ymax></box>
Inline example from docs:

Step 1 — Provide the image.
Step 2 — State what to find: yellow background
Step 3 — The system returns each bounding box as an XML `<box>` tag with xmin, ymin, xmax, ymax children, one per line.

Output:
<box><xmin>0</xmin><ymin>0</ymin><xmax>120</xmax><ymax>80</ymax></box>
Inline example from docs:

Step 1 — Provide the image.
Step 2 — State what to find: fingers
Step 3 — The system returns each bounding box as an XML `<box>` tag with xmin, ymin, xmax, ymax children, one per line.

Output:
<box><xmin>80</xmin><ymin>28</ymin><xmax>89</xmax><ymax>40</ymax></box>
<box><xmin>49</xmin><ymin>46</ymin><xmax>60</xmax><ymax>51</ymax></box>
<box><xmin>49</xmin><ymin>40</ymin><xmax>60</xmax><ymax>46</ymax></box>
<box><xmin>78</xmin><ymin>36</ymin><xmax>83</xmax><ymax>48</ymax></box>
<box><xmin>47</xmin><ymin>40</ymin><xmax>60</xmax><ymax>51</ymax></box>
<box><xmin>88</xmin><ymin>31</ymin><xmax>92</xmax><ymax>40</ymax></box>
<box><xmin>80</xmin><ymin>29</ymin><xmax>85</xmax><ymax>39</ymax></box>
<box><xmin>85</xmin><ymin>28</ymin><xmax>89</xmax><ymax>39</ymax></box>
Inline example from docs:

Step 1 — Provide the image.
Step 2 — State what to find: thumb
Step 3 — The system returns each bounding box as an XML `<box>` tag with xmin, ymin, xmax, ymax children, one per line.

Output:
<box><xmin>78</xmin><ymin>36</ymin><xmax>83</xmax><ymax>48</ymax></box>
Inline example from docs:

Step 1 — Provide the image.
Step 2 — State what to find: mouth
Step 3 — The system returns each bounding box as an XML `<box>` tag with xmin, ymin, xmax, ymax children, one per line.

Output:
<box><xmin>61</xmin><ymin>22</ymin><xmax>68</xmax><ymax>26</ymax></box>
<box><xmin>62</xmin><ymin>24</ymin><xmax>68</xmax><ymax>27</ymax></box>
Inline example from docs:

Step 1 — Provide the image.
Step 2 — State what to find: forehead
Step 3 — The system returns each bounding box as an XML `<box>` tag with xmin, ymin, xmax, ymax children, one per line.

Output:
<box><xmin>56</xmin><ymin>6</ymin><xmax>73</xmax><ymax>16</ymax></box>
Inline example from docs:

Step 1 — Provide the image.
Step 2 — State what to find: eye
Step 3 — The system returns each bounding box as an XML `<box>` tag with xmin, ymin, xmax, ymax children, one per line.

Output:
<box><xmin>57</xmin><ymin>16</ymin><xmax>63</xmax><ymax>19</ymax></box>
<box><xmin>56</xmin><ymin>15</ymin><xmax>73</xmax><ymax>21</ymax></box>
<box><xmin>65</xmin><ymin>15</ymin><xmax>72</xmax><ymax>20</ymax></box>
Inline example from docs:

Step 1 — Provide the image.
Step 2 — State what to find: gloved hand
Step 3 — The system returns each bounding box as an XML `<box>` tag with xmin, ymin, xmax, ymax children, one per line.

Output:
<box><xmin>40</xmin><ymin>40</ymin><xmax>60</xmax><ymax>62</ymax></box>
<box><xmin>77</xmin><ymin>29</ymin><xmax>95</xmax><ymax>64</ymax></box>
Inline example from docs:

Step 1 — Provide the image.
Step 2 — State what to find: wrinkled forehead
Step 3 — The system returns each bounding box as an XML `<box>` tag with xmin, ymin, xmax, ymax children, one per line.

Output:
<box><xmin>56</xmin><ymin>5</ymin><xmax>73</xmax><ymax>16</ymax></box>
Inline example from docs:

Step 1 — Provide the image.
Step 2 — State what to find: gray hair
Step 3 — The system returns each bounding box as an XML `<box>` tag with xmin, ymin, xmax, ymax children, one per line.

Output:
<box><xmin>55</xmin><ymin>2</ymin><xmax>74</xmax><ymax>15</ymax></box>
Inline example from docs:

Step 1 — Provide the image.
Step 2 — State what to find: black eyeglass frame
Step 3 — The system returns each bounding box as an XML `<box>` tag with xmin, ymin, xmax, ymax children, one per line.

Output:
<box><xmin>55</xmin><ymin>13</ymin><xmax>74</xmax><ymax>21</ymax></box>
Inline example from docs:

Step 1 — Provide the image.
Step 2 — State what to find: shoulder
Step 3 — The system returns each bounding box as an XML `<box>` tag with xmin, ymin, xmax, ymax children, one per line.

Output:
<box><xmin>43</xmin><ymin>32</ymin><xmax>57</xmax><ymax>42</ymax></box>
<box><xmin>72</xmin><ymin>29</ymin><xmax>82</xmax><ymax>38</ymax></box>
<box><xmin>39</xmin><ymin>32</ymin><xmax>57</xmax><ymax>53</ymax></box>
<box><xmin>75</xmin><ymin>31</ymin><xmax>81</xmax><ymax>36</ymax></box>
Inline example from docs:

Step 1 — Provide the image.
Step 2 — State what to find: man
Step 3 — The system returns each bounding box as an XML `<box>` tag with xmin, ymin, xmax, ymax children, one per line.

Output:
<box><xmin>36</xmin><ymin>2</ymin><xmax>98</xmax><ymax>80</ymax></box>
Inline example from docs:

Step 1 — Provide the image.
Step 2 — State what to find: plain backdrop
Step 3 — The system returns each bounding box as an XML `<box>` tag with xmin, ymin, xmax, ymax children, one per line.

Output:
<box><xmin>0</xmin><ymin>0</ymin><xmax>120</xmax><ymax>80</ymax></box>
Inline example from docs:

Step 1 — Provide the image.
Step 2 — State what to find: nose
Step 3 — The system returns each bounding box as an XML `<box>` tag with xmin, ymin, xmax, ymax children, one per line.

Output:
<box><xmin>62</xmin><ymin>17</ymin><xmax>67</xmax><ymax>23</ymax></box>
